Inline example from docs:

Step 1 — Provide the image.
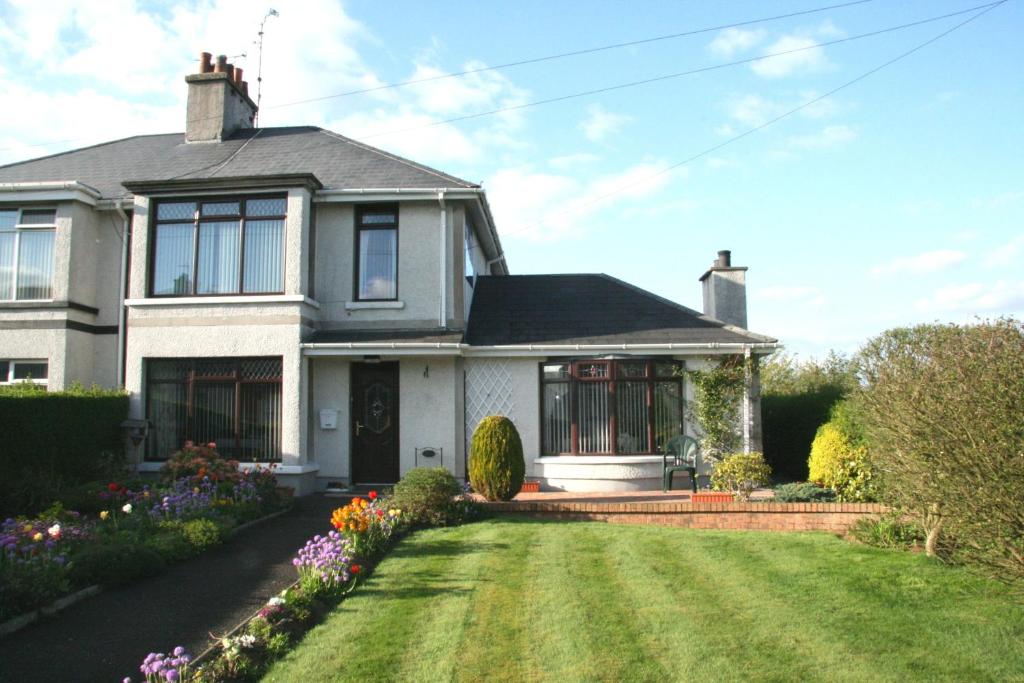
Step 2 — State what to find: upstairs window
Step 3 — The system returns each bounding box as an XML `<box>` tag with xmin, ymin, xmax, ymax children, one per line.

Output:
<box><xmin>541</xmin><ymin>359</ymin><xmax>684</xmax><ymax>455</ymax></box>
<box><xmin>0</xmin><ymin>208</ymin><xmax>56</xmax><ymax>300</ymax></box>
<box><xmin>151</xmin><ymin>196</ymin><xmax>286</xmax><ymax>296</ymax></box>
<box><xmin>355</xmin><ymin>205</ymin><xmax>397</xmax><ymax>301</ymax></box>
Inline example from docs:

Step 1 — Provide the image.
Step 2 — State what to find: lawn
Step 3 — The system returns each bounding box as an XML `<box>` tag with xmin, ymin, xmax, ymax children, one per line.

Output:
<box><xmin>263</xmin><ymin>518</ymin><xmax>1024</xmax><ymax>682</ymax></box>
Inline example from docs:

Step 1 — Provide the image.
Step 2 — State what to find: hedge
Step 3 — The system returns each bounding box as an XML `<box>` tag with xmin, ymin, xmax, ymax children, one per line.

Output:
<box><xmin>761</xmin><ymin>387</ymin><xmax>844</xmax><ymax>481</ymax></box>
<box><xmin>0</xmin><ymin>385</ymin><xmax>129</xmax><ymax>515</ymax></box>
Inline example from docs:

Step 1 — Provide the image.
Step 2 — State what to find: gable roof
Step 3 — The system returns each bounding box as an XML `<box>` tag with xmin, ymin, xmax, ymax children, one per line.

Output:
<box><xmin>0</xmin><ymin>127</ymin><xmax>476</xmax><ymax>199</ymax></box>
<box><xmin>464</xmin><ymin>274</ymin><xmax>776</xmax><ymax>347</ymax></box>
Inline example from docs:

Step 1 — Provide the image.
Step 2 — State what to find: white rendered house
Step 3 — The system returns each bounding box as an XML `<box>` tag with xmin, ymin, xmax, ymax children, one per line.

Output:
<box><xmin>0</xmin><ymin>53</ymin><xmax>777</xmax><ymax>493</ymax></box>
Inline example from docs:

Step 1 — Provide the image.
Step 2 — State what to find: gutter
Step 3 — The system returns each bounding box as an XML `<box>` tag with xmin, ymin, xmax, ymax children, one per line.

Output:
<box><xmin>300</xmin><ymin>341</ymin><xmax>779</xmax><ymax>357</ymax></box>
<box><xmin>114</xmin><ymin>201</ymin><xmax>131</xmax><ymax>387</ymax></box>
<box><xmin>0</xmin><ymin>181</ymin><xmax>103</xmax><ymax>206</ymax></box>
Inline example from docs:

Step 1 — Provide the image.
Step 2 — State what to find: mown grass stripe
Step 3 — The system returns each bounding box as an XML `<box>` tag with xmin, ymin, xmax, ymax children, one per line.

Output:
<box><xmin>262</xmin><ymin>520</ymin><xmax>1024</xmax><ymax>683</ymax></box>
<box><xmin>395</xmin><ymin>522</ymin><xmax>507</xmax><ymax>682</ymax></box>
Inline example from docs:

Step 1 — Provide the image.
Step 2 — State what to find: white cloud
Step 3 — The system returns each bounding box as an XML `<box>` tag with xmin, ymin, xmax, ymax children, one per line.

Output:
<box><xmin>728</xmin><ymin>94</ymin><xmax>782</xmax><ymax>127</ymax></box>
<box><xmin>756</xmin><ymin>286</ymin><xmax>827</xmax><ymax>308</ymax></box>
<box><xmin>751</xmin><ymin>35</ymin><xmax>833</xmax><ymax>78</ymax></box>
<box><xmin>487</xmin><ymin>162</ymin><xmax>673</xmax><ymax>241</ymax></box>
<box><xmin>549</xmin><ymin>153</ymin><xmax>601</xmax><ymax>169</ymax></box>
<box><xmin>786</xmin><ymin>124</ymin><xmax>856</xmax><ymax>149</ymax></box>
<box><xmin>985</xmin><ymin>234</ymin><xmax>1024</xmax><ymax>267</ymax></box>
<box><xmin>0</xmin><ymin>0</ymin><xmax>535</xmax><ymax>174</ymax></box>
<box><xmin>870</xmin><ymin>249</ymin><xmax>967</xmax><ymax>278</ymax></box>
<box><xmin>709</xmin><ymin>27</ymin><xmax>764</xmax><ymax>57</ymax></box>
<box><xmin>915</xmin><ymin>281</ymin><xmax>1024</xmax><ymax>314</ymax></box>
<box><xmin>579</xmin><ymin>105</ymin><xmax>631</xmax><ymax>142</ymax></box>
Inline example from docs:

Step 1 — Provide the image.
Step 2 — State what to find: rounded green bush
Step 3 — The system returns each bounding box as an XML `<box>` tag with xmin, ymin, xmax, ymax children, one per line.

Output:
<box><xmin>181</xmin><ymin>518</ymin><xmax>224</xmax><ymax>552</ymax></box>
<box><xmin>710</xmin><ymin>451</ymin><xmax>772</xmax><ymax>501</ymax></box>
<box><xmin>391</xmin><ymin>467</ymin><xmax>462</xmax><ymax>527</ymax></box>
<box><xmin>469</xmin><ymin>415</ymin><xmax>525</xmax><ymax>502</ymax></box>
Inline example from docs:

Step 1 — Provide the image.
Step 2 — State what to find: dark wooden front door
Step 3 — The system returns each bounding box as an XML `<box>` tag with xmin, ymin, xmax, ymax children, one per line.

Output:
<box><xmin>351</xmin><ymin>362</ymin><xmax>399</xmax><ymax>484</ymax></box>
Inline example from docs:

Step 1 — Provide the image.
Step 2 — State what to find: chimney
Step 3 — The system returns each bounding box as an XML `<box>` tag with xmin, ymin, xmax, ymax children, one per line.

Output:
<box><xmin>185</xmin><ymin>51</ymin><xmax>258</xmax><ymax>142</ymax></box>
<box><xmin>699</xmin><ymin>249</ymin><xmax>749</xmax><ymax>328</ymax></box>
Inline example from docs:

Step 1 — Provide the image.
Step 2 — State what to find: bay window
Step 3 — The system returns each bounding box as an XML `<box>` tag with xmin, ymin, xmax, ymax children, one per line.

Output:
<box><xmin>0</xmin><ymin>208</ymin><xmax>56</xmax><ymax>300</ymax></box>
<box><xmin>145</xmin><ymin>358</ymin><xmax>283</xmax><ymax>462</ymax></box>
<box><xmin>355</xmin><ymin>205</ymin><xmax>398</xmax><ymax>300</ymax></box>
<box><xmin>150</xmin><ymin>196</ymin><xmax>285</xmax><ymax>296</ymax></box>
<box><xmin>541</xmin><ymin>359</ymin><xmax>684</xmax><ymax>455</ymax></box>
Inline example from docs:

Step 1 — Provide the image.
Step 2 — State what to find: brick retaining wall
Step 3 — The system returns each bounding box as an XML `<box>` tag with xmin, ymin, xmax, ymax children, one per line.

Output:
<box><xmin>482</xmin><ymin>501</ymin><xmax>887</xmax><ymax>534</ymax></box>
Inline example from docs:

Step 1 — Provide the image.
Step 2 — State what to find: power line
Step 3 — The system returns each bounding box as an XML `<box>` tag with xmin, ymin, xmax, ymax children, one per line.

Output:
<box><xmin>515</xmin><ymin>1</ymin><xmax>1007</xmax><ymax>236</ymax></box>
<box><xmin>351</xmin><ymin>2</ymin><xmax>1002</xmax><ymax>142</ymax></box>
<box><xmin>0</xmin><ymin>1</ymin><xmax>998</xmax><ymax>158</ymax></box>
<box><xmin>0</xmin><ymin>0</ymin><xmax>874</xmax><ymax>155</ymax></box>
<box><xmin>266</xmin><ymin>0</ymin><xmax>874</xmax><ymax>109</ymax></box>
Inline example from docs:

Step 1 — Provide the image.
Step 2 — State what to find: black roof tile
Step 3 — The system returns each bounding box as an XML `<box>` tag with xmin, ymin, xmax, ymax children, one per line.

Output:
<box><xmin>464</xmin><ymin>274</ymin><xmax>776</xmax><ymax>346</ymax></box>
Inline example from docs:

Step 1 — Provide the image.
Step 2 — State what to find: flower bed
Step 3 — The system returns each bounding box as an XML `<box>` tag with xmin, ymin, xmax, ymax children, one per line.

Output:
<box><xmin>0</xmin><ymin>443</ymin><xmax>289</xmax><ymax>625</ymax></box>
<box><xmin>129</xmin><ymin>468</ymin><xmax>478</xmax><ymax>682</ymax></box>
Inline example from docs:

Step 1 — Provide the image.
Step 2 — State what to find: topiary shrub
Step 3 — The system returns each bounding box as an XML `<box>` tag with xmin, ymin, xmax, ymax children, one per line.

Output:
<box><xmin>469</xmin><ymin>415</ymin><xmax>525</xmax><ymax>502</ymax></box>
<box><xmin>808</xmin><ymin>400</ymin><xmax>875</xmax><ymax>502</ymax></box>
<box><xmin>710</xmin><ymin>452</ymin><xmax>772</xmax><ymax>501</ymax></box>
<box><xmin>772</xmin><ymin>482</ymin><xmax>837</xmax><ymax>502</ymax></box>
<box><xmin>391</xmin><ymin>467</ymin><xmax>463</xmax><ymax>527</ymax></box>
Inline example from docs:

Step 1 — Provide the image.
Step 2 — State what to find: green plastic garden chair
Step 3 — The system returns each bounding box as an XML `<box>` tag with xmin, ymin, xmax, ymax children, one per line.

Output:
<box><xmin>662</xmin><ymin>435</ymin><xmax>700</xmax><ymax>493</ymax></box>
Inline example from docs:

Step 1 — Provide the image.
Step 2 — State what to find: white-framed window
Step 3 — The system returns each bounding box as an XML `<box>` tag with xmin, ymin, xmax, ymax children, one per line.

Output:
<box><xmin>0</xmin><ymin>207</ymin><xmax>57</xmax><ymax>301</ymax></box>
<box><xmin>0</xmin><ymin>360</ymin><xmax>49</xmax><ymax>385</ymax></box>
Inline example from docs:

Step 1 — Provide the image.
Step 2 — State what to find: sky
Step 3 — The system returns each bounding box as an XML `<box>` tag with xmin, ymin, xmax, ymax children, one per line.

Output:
<box><xmin>0</xmin><ymin>0</ymin><xmax>1021</xmax><ymax>358</ymax></box>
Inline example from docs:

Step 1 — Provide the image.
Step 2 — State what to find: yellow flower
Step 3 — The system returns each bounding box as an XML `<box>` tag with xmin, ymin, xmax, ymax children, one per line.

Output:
<box><xmin>23</xmin><ymin>524</ymin><xmax>33</xmax><ymax>533</ymax></box>
<box><xmin>32</xmin><ymin>532</ymin><xmax>43</xmax><ymax>542</ymax></box>
<box><xmin>100</xmin><ymin>511</ymin><xmax>110</xmax><ymax>520</ymax></box>
<box><xmin>193</xmin><ymin>487</ymin><xmax>201</xmax><ymax>494</ymax></box>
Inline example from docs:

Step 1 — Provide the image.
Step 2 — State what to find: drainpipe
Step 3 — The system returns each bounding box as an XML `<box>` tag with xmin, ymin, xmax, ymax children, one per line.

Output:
<box><xmin>114</xmin><ymin>201</ymin><xmax>130</xmax><ymax>387</ymax></box>
<box><xmin>438</xmin><ymin>190</ymin><xmax>447</xmax><ymax>328</ymax></box>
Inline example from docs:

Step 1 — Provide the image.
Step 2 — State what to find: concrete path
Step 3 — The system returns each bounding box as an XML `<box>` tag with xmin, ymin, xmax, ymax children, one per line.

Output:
<box><xmin>0</xmin><ymin>495</ymin><xmax>342</xmax><ymax>683</ymax></box>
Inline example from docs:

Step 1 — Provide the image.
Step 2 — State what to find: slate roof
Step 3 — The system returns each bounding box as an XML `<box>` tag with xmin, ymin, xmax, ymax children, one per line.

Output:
<box><xmin>464</xmin><ymin>274</ymin><xmax>776</xmax><ymax>346</ymax></box>
<box><xmin>0</xmin><ymin>127</ymin><xmax>476</xmax><ymax>199</ymax></box>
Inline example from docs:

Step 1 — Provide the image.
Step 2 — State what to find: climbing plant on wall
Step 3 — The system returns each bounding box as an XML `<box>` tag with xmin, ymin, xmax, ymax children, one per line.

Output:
<box><xmin>685</xmin><ymin>355</ymin><xmax>745</xmax><ymax>464</ymax></box>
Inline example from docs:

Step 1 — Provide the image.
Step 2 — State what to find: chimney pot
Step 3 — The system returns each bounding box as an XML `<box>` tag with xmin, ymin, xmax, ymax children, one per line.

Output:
<box><xmin>199</xmin><ymin>52</ymin><xmax>213</xmax><ymax>74</ymax></box>
<box><xmin>232</xmin><ymin>66</ymin><xmax>243</xmax><ymax>83</ymax></box>
<box><xmin>717</xmin><ymin>250</ymin><xmax>732</xmax><ymax>268</ymax></box>
<box><xmin>241</xmin><ymin>80</ymin><xmax>249</xmax><ymax>95</ymax></box>
<box><xmin>214</xmin><ymin>55</ymin><xmax>228</xmax><ymax>73</ymax></box>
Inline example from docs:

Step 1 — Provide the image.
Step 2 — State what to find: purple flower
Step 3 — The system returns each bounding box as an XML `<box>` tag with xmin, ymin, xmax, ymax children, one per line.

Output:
<box><xmin>172</xmin><ymin>646</ymin><xmax>185</xmax><ymax>657</ymax></box>
<box><xmin>165</xmin><ymin>670</ymin><xmax>179</xmax><ymax>682</ymax></box>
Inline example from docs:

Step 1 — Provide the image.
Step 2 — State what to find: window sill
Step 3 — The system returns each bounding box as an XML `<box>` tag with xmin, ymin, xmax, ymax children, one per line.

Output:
<box><xmin>535</xmin><ymin>455</ymin><xmax>666</xmax><ymax>464</ymax></box>
<box><xmin>126</xmin><ymin>295</ymin><xmax>319</xmax><ymax>308</ymax></box>
<box><xmin>137</xmin><ymin>462</ymin><xmax>320</xmax><ymax>475</ymax></box>
<box><xmin>344</xmin><ymin>300</ymin><xmax>405</xmax><ymax>310</ymax></box>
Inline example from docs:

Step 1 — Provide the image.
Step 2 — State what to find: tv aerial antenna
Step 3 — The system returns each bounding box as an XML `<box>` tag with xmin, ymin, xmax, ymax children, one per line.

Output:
<box><xmin>254</xmin><ymin>8</ymin><xmax>279</xmax><ymax>126</ymax></box>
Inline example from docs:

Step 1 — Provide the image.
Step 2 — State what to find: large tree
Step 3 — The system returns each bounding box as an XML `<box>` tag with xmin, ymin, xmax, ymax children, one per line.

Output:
<box><xmin>856</xmin><ymin>319</ymin><xmax>1024</xmax><ymax>586</ymax></box>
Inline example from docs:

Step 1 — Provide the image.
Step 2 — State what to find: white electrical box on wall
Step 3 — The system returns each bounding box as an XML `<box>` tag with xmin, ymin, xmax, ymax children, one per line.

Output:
<box><xmin>319</xmin><ymin>409</ymin><xmax>339</xmax><ymax>430</ymax></box>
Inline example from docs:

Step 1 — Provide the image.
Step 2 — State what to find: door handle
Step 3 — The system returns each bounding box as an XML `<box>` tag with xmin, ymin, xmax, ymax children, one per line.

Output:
<box><xmin>355</xmin><ymin>421</ymin><xmax>364</xmax><ymax>436</ymax></box>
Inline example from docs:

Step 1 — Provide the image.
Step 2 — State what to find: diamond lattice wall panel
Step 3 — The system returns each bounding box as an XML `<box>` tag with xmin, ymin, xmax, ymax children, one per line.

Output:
<box><xmin>464</xmin><ymin>358</ymin><xmax>516</xmax><ymax>450</ymax></box>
